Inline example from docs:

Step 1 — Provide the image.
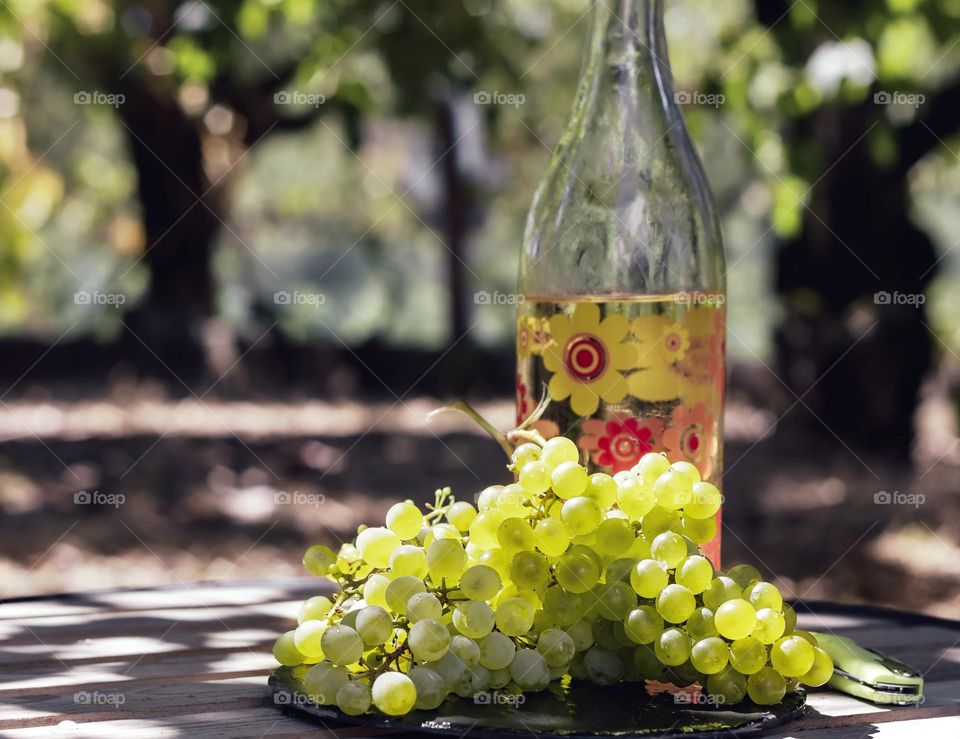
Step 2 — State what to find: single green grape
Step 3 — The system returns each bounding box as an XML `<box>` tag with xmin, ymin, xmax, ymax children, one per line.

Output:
<box><xmin>273</xmin><ymin>630</ymin><xmax>306</xmax><ymax>666</ymax></box>
<box><xmin>686</xmin><ymin>607</ymin><xmax>718</xmax><ymax>640</ymax></box>
<box><xmin>495</xmin><ymin>597</ymin><xmax>535</xmax><ymax>637</ymax></box>
<box><xmin>303</xmin><ymin>545</ymin><xmax>336</xmax><ymax>577</ymax></box>
<box><xmin>684</xmin><ymin>481</ymin><xmax>721</xmax><ymax>519</ymax></box>
<box><xmin>371</xmin><ymin>672</ymin><xmax>417</xmax><ymax>715</ymax></box>
<box><xmin>552</xmin><ymin>461</ymin><xmax>589</xmax><ymax>499</ymax></box>
<box><xmin>541</xmin><ymin>436</ymin><xmax>580</xmax><ymax>468</ymax></box>
<box><xmin>714</xmin><ymin>600</ymin><xmax>757</xmax><ymax>641</ymax></box>
<box><xmin>453</xmin><ymin>600</ymin><xmax>495</xmax><ymax>639</ymax></box>
<box><xmin>745</xmin><ymin>581</ymin><xmax>783</xmax><ymax>611</ymax></box>
<box><xmin>478</xmin><ymin>632</ymin><xmax>516</xmax><ymax>670</ymax></box>
<box><xmin>702</xmin><ymin>576</ymin><xmax>743</xmax><ymax>610</ymax></box>
<box><xmin>384</xmin><ymin>575</ymin><xmax>426</xmax><ymax>615</ymax></box>
<box><xmin>676</xmin><ymin>555</ymin><xmax>713</xmax><ymax>594</ymax></box>
<box><xmin>770</xmin><ymin>635</ymin><xmax>816</xmax><ymax>677</ymax></box>
<box><xmin>598</xmin><ymin>581</ymin><xmax>637</xmax><ymax>621</ymax></box>
<box><xmin>561</xmin><ymin>496</ymin><xmax>602</xmax><ymax>536</ymax></box>
<box><xmin>630</xmin><ymin>559</ymin><xmax>669</xmax><ymax>599</ymax></box>
<box><xmin>752</xmin><ymin>607</ymin><xmax>786</xmax><ymax>644</ymax></box>
<box><xmin>423</xmin><ymin>650</ymin><xmax>467</xmax><ymax>688</ymax></box>
<box><xmin>469</xmin><ymin>510</ymin><xmax>506</xmax><ymax>549</ymax></box>
<box><xmin>656</xmin><ymin>584</ymin><xmax>697</xmax><ymax>624</ymax></box>
<box><xmin>534</xmin><ymin>518</ymin><xmax>571</xmax><ymax>557</ymax></box>
<box><xmin>355</xmin><ymin>606</ymin><xmax>392</xmax><ymax>645</ymax></box>
<box><xmin>449</xmin><ymin>634</ymin><xmax>481</xmax><ymax>668</ymax></box>
<box><xmin>624</xmin><ymin>605</ymin><xmax>664</xmax><ymax>645</ymax></box>
<box><xmin>459</xmin><ymin>564</ymin><xmax>502</xmax><ymax>601</ymax></box>
<box><xmin>408</xmin><ymin>618</ymin><xmax>452</xmax><ymax>662</ymax></box>
<box><xmin>690</xmin><ymin>636</ymin><xmax>730</xmax><ymax>674</ymax></box>
<box><xmin>726</xmin><ymin>564</ymin><xmax>763</xmax><ymax>589</ymax></box>
<box><xmin>446</xmin><ymin>501</ymin><xmax>477</xmax><ymax>532</ymax></box>
<box><xmin>556</xmin><ymin>553</ymin><xmax>601</xmax><ymax>594</ymax></box>
<box><xmin>407</xmin><ymin>666</ymin><xmax>447</xmax><ymax>710</ymax></box>
<box><xmin>386</xmin><ymin>501</ymin><xmax>424</xmax><ymax>540</ymax></box>
<box><xmin>582</xmin><ymin>646</ymin><xmax>625</xmax><ymax>685</ymax></box>
<box><xmin>633</xmin><ymin>452</ymin><xmax>671</xmax><ymax>483</ymax></box>
<box><xmin>729</xmin><ymin>636</ymin><xmax>768</xmax><ymax>675</ymax></box>
<box><xmin>406</xmin><ymin>592</ymin><xmax>443</xmax><ymax>623</ymax></box>
<box><xmin>641</xmin><ymin>506</ymin><xmax>679</xmax><ymax>538</ymax></box>
<box><xmin>363</xmin><ymin>573</ymin><xmax>390</xmax><ymax>609</ymax></box>
<box><xmin>682</xmin><ymin>515</ymin><xmax>717</xmax><ymax>545</ymax></box>
<box><xmin>320</xmin><ymin>624</ymin><xmax>363</xmax><ymax>665</ymax></box>
<box><xmin>519</xmin><ymin>460</ymin><xmax>551</xmax><ymax>494</ymax></box>
<box><xmin>293</xmin><ymin>620</ymin><xmax>327</xmax><ymax>659</ymax></box>
<box><xmin>335</xmin><ymin>681</ymin><xmax>372</xmax><ymax>716</ymax></box>
<box><xmin>303</xmin><ymin>661</ymin><xmax>349</xmax><ymax>705</ymax></box>
<box><xmin>799</xmin><ymin>647</ymin><xmax>834</xmax><ymax>687</ymax></box>
<box><xmin>706</xmin><ymin>666</ymin><xmax>747</xmax><ymax>705</ymax></box>
<box><xmin>537</xmin><ymin>628</ymin><xmax>576</xmax><ymax>667</ymax></box>
<box><xmin>654</xmin><ymin>627</ymin><xmax>692</xmax><ymax>666</ymax></box>
<box><xmin>475</xmin><ymin>485</ymin><xmax>502</xmax><ymax>512</ymax></box>
<box><xmin>426</xmin><ymin>538</ymin><xmax>467</xmax><ymax>584</ymax></box>
<box><xmin>356</xmin><ymin>527</ymin><xmax>402</xmax><ymax>568</ymax></box>
<box><xmin>652</xmin><ymin>470</ymin><xmax>693</xmax><ymax>511</ymax></box>
<box><xmin>594</xmin><ymin>518</ymin><xmax>635</xmax><ymax>557</ymax></box>
<box><xmin>541</xmin><ymin>586</ymin><xmax>584</xmax><ymax>627</ymax></box>
<box><xmin>670</xmin><ymin>461</ymin><xmax>701</xmax><ymax>483</ymax></box>
<box><xmin>497</xmin><ymin>517</ymin><xmax>537</xmax><ymax>554</ymax></box>
<box><xmin>298</xmin><ymin>596</ymin><xmax>333</xmax><ymax>625</ymax></box>
<box><xmin>616</xmin><ymin>475</ymin><xmax>657</xmax><ymax>520</ymax></box>
<box><xmin>390</xmin><ymin>544</ymin><xmax>428</xmax><ymax>578</ymax></box>
<box><xmin>650</xmin><ymin>531</ymin><xmax>687</xmax><ymax>569</ymax></box>
<box><xmin>510</xmin><ymin>550</ymin><xmax>550</xmax><ymax>591</ymax></box>
<box><xmin>478</xmin><ymin>547</ymin><xmax>510</xmax><ymax>580</ymax></box>
<box><xmin>510</xmin><ymin>648</ymin><xmax>551</xmax><ymax>690</ymax></box>
<box><xmin>782</xmin><ymin>603</ymin><xmax>797</xmax><ymax>634</ymax></box>
<box><xmin>511</xmin><ymin>442</ymin><xmax>542</xmax><ymax>468</ymax></box>
<box><xmin>747</xmin><ymin>666</ymin><xmax>787</xmax><ymax>705</ymax></box>
<box><xmin>585</xmin><ymin>473</ymin><xmax>618</xmax><ymax>508</ymax></box>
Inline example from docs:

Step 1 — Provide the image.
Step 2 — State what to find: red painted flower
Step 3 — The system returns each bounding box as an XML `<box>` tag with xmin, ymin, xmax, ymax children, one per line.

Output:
<box><xmin>516</xmin><ymin>375</ymin><xmax>532</xmax><ymax>426</ymax></box>
<box><xmin>579</xmin><ymin>414</ymin><xmax>667</xmax><ymax>473</ymax></box>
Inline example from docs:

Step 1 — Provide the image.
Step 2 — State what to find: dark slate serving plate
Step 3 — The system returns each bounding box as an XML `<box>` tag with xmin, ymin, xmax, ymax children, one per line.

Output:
<box><xmin>269</xmin><ymin>666</ymin><xmax>806</xmax><ymax>738</ymax></box>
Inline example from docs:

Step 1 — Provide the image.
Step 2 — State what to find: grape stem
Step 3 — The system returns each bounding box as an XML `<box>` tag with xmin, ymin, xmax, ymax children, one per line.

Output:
<box><xmin>427</xmin><ymin>401</ymin><xmax>514</xmax><ymax>460</ymax></box>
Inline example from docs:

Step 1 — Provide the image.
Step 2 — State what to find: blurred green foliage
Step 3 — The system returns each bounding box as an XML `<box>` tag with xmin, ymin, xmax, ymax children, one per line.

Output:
<box><xmin>0</xmin><ymin>0</ymin><xmax>958</xmax><ymax>358</ymax></box>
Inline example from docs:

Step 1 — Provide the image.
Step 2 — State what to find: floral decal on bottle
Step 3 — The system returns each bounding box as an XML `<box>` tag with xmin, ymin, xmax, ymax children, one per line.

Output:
<box><xmin>578</xmin><ymin>414</ymin><xmax>667</xmax><ymax>473</ymax></box>
<box><xmin>661</xmin><ymin>402</ymin><xmax>717</xmax><ymax>480</ymax></box>
<box><xmin>541</xmin><ymin>303</ymin><xmax>637</xmax><ymax>416</ymax></box>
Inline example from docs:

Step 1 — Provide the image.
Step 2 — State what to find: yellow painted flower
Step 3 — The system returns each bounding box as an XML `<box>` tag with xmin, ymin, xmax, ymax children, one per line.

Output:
<box><xmin>542</xmin><ymin>303</ymin><xmax>637</xmax><ymax>416</ymax></box>
<box><xmin>516</xmin><ymin>315</ymin><xmax>551</xmax><ymax>358</ymax></box>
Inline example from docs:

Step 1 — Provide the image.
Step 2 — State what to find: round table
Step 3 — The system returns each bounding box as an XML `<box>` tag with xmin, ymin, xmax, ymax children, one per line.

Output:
<box><xmin>1</xmin><ymin>579</ymin><xmax>958</xmax><ymax>737</ymax></box>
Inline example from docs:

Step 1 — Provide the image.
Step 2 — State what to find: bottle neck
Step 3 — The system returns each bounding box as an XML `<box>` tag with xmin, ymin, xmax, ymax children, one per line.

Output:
<box><xmin>584</xmin><ymin>0</ymin><xmax>671</xmax><ymax>98</ymax></box>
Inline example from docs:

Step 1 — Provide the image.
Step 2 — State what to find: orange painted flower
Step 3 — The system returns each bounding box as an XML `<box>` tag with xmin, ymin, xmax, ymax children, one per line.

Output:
<box><xmin>579</xmin><ymin>414</ymin><xmax>667</xmax><ymax>473</ymax></box>
<box><xmin>661</xmin><ymin>402</ymin><xmax>717</xmax><ymax>480</ymax></box>
<box><xmin>531</xmin><ymin>419</ymin><xmax>560</xmax><ymax>440</ymax></box>
<box><xmin>662</xmin><ymin>322</ymin><xmax>691</xmax><ymax>362</ymax></box>
<box><xmin>542</xmin><ymin>303</ymin><xmax>637</xmax><ymax>417</ymax></box>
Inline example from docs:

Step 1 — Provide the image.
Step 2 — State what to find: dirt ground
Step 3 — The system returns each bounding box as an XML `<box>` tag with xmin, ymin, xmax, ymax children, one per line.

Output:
<box><xmin>1</xmin><ymin>369</ymin><xmax>959</xmax><ymax>620</ymax></box>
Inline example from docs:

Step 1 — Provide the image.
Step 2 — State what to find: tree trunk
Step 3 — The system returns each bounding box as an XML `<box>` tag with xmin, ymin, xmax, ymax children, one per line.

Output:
<box><xmin>774</xmin><ymin>103</ymin><xmax>937</xmax><ymax>455</ymax></box>
<box><xmin>113</xmin><ymin>82</ymin><xmax>222</xmax><ymax>381</ymax></box>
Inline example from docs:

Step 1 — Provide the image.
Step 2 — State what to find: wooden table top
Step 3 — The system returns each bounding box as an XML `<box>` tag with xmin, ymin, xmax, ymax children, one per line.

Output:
<box><xmin>1</xmin><ymin>579</ymin><xmax>958</xmax><ymax>738</ymax></box>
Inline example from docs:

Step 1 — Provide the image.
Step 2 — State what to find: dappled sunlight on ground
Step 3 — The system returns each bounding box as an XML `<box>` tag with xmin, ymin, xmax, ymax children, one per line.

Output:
<box><xmin>0</xmin><ymin>389</ymin><xmax>958</xmax><ymax>622</ymax></box>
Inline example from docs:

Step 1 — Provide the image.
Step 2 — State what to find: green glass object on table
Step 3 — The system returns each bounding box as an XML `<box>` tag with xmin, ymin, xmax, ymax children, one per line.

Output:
<box><xmin>516</xmin><ymin>0</ymin><xmax>727</xmax><ymax>567</ymax></box>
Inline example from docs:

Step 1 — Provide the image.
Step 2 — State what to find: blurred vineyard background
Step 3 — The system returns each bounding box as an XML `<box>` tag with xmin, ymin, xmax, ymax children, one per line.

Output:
<box><xmin>2</xmin><ymin>0</ymin><xmax>960</xmax><ymax>619</ymax></box>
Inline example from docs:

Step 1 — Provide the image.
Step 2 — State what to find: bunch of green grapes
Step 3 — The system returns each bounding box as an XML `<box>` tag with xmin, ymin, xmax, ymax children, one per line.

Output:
<box><xmin>273</xmin><ymin>440</ymin><xmax>832</xmax><ymax>717</ymax></box>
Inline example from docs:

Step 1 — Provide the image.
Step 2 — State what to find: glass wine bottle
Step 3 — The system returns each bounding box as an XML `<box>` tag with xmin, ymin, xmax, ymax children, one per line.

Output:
<box><xmin>516</xmin><ymin>0</ymin><xmax>726</xmax><ymax>565</ymax></box>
